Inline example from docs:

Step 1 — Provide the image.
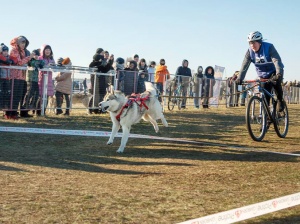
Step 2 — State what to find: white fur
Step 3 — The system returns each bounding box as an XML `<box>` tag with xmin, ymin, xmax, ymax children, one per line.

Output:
<box><xmin>99</xmin><ymin>82</ymin><xmax>168</xmax><ymax>153</ymax></box>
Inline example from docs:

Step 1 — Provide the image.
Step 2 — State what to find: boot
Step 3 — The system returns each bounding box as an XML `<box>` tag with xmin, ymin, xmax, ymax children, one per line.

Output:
<box><xmin>63</xmin><ymin>109</ymin><xmax>70</xmax><ymax>116</ymax></box>
<box><xmin>56</xmin><ymin>108</ymin><xmax>63</xmax><ymax>115</ymax></box>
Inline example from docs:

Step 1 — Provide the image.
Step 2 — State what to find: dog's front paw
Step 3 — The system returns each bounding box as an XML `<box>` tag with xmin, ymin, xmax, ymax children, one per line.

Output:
<box><xmin>107</xmin><ymin>141</ymin><xmax>113</xmax><ymax>145</ymax></box>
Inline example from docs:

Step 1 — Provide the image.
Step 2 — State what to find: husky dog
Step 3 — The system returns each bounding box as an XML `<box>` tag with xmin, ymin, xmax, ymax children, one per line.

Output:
<box><xmin>99</xmin><ymin>82</ymin><xmax>168</xmax><ymax>153</ymax></box>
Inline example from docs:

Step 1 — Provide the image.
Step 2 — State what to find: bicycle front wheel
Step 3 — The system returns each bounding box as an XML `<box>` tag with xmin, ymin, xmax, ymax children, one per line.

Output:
<box><xmin>273</xmin><ymin>101</ymin><xmax>289</xmax><ymax>138</ymax></box>
<box><xmin>246</xmin><ymin>96</ymin><xmax>267</xmax><ymax>141</ymax></box>
<box><xmin>177</xmin><ymin>88</ymin><xmax>183</xmax><ymax>110</ymax></box>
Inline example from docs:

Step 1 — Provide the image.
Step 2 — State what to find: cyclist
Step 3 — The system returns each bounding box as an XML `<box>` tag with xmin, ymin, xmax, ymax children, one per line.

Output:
<box><xmin>236</xmin><ymin>31</ymin><xmax>285</xmax><ymax>112</ymax></box>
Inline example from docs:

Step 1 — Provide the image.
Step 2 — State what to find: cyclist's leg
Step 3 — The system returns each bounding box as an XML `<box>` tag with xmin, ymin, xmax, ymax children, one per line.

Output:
<box><xmin>273</xmin><ymin>79</ymin><xmax>285</xmax><ymax>111</ymax></box>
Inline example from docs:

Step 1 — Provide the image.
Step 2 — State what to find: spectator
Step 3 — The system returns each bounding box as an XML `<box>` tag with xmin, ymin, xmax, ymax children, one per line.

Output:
<box><xmin>38</xmin><ymin>44</ymin><xmax>55</xmax><ymax>115</ymax></box>
<box><xmin>83</xmin><ymin>78</ymin><xmax>87</xmax><ymax>94</ymax></box>
<box><xmin>114</xmin><ymin>57</ymin><xmax>125</xmax><ymax>92</ymax></box>
<box><xmin>138</xmin><ymin>58</ymin><xmax>148</xmax><ymax>80</ymax></box>
<box><xmin>202</xmin><ymin>66</ymin><xmax>215</xmax><ymax>108</ymax></box>
<box><xmin>147</xmin><ymin>61</ymin><xmax>156</xmax><ymax>84</ymax></box>
<box><xmin>96</xmin><ymin>48</ymin><xmax>104</xmax><ymax>55</ymax></box>
<box><xmin>155</xmin><ymin>59</ymin><xmax>170</xmax><ymax>100</ymax></box>
<box><xmin>191</xmin><ymin>66</ymin><xmax>203</xmax><ymax>108</ymax></box>
<box><xmin>55</xmin><ymin>57</ymin><xmax>72</xmax><ymax>116</ymax></box>
<box><xmin>136</xmin><ymin>70</ymin><xmax>147</xmax><ymax>93</ymax></box>
<box><xmin>133</xmin><ymin>54</ymin><xmax>139</xmax><ymax>64</ymax></box>
<box><xmin>0</xmin><ymin>43</ymin><xmax>17</xmax><ymax>119</ymax></box>
<box><xmin>175</xmin><ymin>59</ymin><xmax>192</xmax><ymax>108</ymax></box>
<box><xmin>9</xmin><ymin>36</ymin><xmax>32</xmax><ymax>119</ymax></box>
<box><xmin>23</xmin><ymin>49</ymin><xmax>44</xmax><ymax>115</ymax></box>
<box><xmin>88</xmin><ymin>52</ymin><xmax>108</xmax><ymax>113</ymax></box>
<box><xmin>228</xmin><ymin>71</ymin><xmax>240</xmax><ymax>107</ymax></box>
<box><xmin>123</xmin><ymin>60</ymin><xmax>138</xmax><ymax>95</ymax></box>
<box><xmin>102</xmin><ymin>50</ymin><xmax>115</xmax><ymax>88</ymax></box>
<box><xmin>138</xmin><ymin>58</ymin><xmax>147</xmax><ymax>71</ymax></box>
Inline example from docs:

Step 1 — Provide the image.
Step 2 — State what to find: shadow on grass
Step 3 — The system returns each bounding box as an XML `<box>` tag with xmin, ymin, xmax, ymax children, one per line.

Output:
<box><xmin>120</xmin><ymin>143</ymin><xmax>299</xmax><ymax>163</ymax></box>
<box><xmin>249</xmin><ymin>213</ymin><xmax>300</xmax><ymax>224</ymax></box>
<box><xmin>0</xmin><ymin>110</ymin><xmax>298</xmax><ymax>174</ymax></box>
<box><xmin>0</xmin><ymin>164</ymin><xmax>26</xmax><ymax>172</ymax></box>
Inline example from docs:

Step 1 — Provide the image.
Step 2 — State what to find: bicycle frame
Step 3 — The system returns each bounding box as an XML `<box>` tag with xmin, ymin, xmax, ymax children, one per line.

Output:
<box><xmin>253</xmin><ymin>81</ymin><xmax>276</xmax><ymax>123</ymax></box>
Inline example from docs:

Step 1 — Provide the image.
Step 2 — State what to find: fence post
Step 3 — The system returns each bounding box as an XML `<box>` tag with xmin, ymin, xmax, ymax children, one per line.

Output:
<box><xmin>42</xmin><ymin>72</ymin><xmax>49</xmax><ymax>116</ymax></box>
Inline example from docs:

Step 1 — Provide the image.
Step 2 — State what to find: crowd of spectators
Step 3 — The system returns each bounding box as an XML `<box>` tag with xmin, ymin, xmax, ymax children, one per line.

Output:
<box><xmin>1</xmin><ymin>35</ymin><xmax>299</xmax><ymax>119</ymax></box>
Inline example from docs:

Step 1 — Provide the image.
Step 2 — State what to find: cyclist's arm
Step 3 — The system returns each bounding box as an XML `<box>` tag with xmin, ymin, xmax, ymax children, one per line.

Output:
<box><xmin>269</xmin><ymin>44</ymin><xmax>284</xmax><ymax>75</ymax></box>
<box><xmin>238</xmin><ymin>50</ymin><xmax>252</xmax><ymax>81</ymax></box>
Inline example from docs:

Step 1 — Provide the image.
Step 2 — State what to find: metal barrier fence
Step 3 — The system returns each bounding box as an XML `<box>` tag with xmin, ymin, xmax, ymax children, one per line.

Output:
<box><xmin>1</xmin><ymin>65</ymin><xmax>299</xmax><ymax>116</ymax></box>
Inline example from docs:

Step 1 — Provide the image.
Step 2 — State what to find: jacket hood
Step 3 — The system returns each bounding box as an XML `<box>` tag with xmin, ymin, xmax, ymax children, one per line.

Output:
<box><xmin>182</xmin><ymin>59</ymin><xmax>189</xmax><ymax>67</ymax></box>
<box><xmin>205</xmin><ymin>66</ymin><xmax>215</xmax><ymax>76</ymax></box>
<box><xmin>197</xmin><ymin>66</ymin><xmax>203</xmax><ymax>73</ymax></box>
<box><xmin>129</xmin><ymin>60</ymin><xmax>137</xmax><ymax>69</ymax></box>
<box><xmin>10</xmin><ymin>36</ymin><xmax>29</xmax><ymax>49</ymax></box>
<box><xmin>156</xmin><ymin>65</ymin><xmax>168</xmax><ymax>72</ymax></box>
<box><xmin>40</xmin><ymin>44</ymin><xmax>53</xmax><ymax>59</ymax></box>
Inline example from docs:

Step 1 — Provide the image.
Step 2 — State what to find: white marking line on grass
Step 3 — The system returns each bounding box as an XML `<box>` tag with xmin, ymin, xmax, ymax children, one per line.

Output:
<box><xmin>177</xmin><ymin>192</ymin><xmax>300</xmax><ymax>224</ymax></box>
<box><xmin>0</xmin><ymin>126</ymin><xmax>299</xmax><ymax>157</ymax></box>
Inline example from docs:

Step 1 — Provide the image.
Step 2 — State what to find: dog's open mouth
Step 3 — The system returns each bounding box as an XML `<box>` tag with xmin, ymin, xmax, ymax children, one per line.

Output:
<box><xmin>102</xmin><ymin>106</ymin><xmax>109</xmax><ymax>112</ymax></box>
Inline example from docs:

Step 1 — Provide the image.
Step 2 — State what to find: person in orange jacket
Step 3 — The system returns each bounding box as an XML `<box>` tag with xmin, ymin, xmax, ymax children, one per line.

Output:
<box><xmin>155</xmin><ymin>59</ymin><xmax>170</xmax><ymax>96</ymax></box>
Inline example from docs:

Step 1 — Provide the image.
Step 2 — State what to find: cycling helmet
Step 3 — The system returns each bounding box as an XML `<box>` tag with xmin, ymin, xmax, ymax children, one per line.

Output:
<box><xmin>116</xmin><ymin>57</ymin><xmax>125</xmax><ymax>64</ymax></box>
<box><xmin>247</xmin><ymin>31</ymin><xmax>263</xmax><ymax>42</ymax></box>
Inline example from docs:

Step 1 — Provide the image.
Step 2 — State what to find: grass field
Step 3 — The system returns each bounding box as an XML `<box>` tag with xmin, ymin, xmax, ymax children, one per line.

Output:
<box><xmin>0</xmin><ymin>104</ymin><xmax>299</xmax><ymax>224</ymax></box>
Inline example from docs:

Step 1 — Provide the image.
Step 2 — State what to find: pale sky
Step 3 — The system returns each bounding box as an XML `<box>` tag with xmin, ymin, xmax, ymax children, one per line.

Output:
<box><xmin>2</xmin><ymin>0</ymin><xmax>299</xmax><ymax>81</ymax></box>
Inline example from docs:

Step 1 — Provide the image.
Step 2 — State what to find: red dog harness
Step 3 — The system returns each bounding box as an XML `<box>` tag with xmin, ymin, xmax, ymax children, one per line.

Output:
<box><xmin>116</xmin><ymin>93</ymin><xmax>149</xmax><ymax>122</ymax></box>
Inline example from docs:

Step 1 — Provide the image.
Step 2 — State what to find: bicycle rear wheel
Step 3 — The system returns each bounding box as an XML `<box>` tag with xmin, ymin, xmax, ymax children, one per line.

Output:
<box><xmin>273</xmin><ymin>101</ymin><xmax>289</xmax><ymax>138</ymax></box>
<box><xmin>168</xmin><ymin>90</ymin><xmax>176</xmax><ymax>111</ymax></box>
<box><xmin>246</xmin><ymin>96</ymin><xmax>267</xmax><ymax>141</ymax></box>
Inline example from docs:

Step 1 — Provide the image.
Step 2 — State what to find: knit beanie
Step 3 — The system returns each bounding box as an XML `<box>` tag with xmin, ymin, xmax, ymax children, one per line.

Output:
<box><xmin>0</xmin><ymin>43</ymin><xmax>9</xmax><ymax>52</ymax></box>
<box><xmin>62</xmin><ymin>57</ymin><xmax>71</xmax><ymax>65</ymax></box>
<box><xmin>57</xmin><ymin>57</ymin><xmax>64</xmax><ymax>65</ymax></box>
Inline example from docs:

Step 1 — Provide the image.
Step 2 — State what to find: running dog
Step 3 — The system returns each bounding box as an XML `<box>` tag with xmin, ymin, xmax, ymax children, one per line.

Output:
<box><xmin>99</xmin><ymin>82</ymin><xmax>168</xmax><ymax>153</ymax></box>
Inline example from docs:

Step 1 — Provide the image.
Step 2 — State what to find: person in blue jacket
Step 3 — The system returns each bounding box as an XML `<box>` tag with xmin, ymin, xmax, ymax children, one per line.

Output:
<box><xmin>236</xmin><ymin>31</ymin><xmax>285</xmax><ymax>112</ymax></box>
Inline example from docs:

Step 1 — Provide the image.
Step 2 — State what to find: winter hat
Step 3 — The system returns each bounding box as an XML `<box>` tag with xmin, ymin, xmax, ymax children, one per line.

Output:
<box><xmin>0</xmin><ymin>43</ymin><xmax>9</xmax><ymax>52</ymax></box>
<box><xmin>17</xmin><ymin>36</ymin><xmax>26</xmax><ymax>44</ymax></box>
<box><xmin>32</xmin><ymin>49</ymin><xmax>40</xmax><ymax>56</ymax></box>
<box><xmin>96</xmin><ymin>48</ymin><xmax>104</xmax><ymax>54</ymax></box>
<box><xmin>57</xmin><ymin>57</ymin><xmax>64</xmax><ymax>65</ymax></box>
<box><xmin>62</xmin><ymin>57</ymin><xmax>71</xmax><ymax>65</ymax></box>
<box><xmin>116</xmin><ymin>57</ymin><xmax>125</xmax><ymax>64</ymax></box>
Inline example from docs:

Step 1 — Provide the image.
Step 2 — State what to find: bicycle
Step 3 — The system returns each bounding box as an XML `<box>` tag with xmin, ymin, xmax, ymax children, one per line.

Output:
<box><xmin>244</xmin><ymin>79</ymin><xmax>289</xmax><ymax>141</ymax></box>
<box><xmin>168</xmin><ymin>79</ymin><xmax>183</xmax><ymax>111</ymax></box>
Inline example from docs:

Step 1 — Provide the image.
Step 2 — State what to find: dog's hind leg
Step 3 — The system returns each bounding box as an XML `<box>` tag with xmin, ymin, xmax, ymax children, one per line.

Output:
<box><xmin>160</xmin><ymin>115</ymin><xmax>168</xmax><ymax>127</ymax></box>
<box><xmin>143</xmin><ymin>114</ymin><xmax>159</xmax><ymax>133</ymax></box>
<box><xmin>107</xmin><ymin>122</ymin><xmax>120</xmax><ymax>145</ymax></box>
<box><xmin>117</xmin><ymin>126</ymin><xmax>131</xmax><ymax>153</ymax></box>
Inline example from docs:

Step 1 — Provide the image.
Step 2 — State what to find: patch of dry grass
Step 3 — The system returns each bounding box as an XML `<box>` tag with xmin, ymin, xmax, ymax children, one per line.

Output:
<box><xmin>0</xmin><ymin>105</ymin><xmax>299</xmax><ymax>223</ymax></box>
